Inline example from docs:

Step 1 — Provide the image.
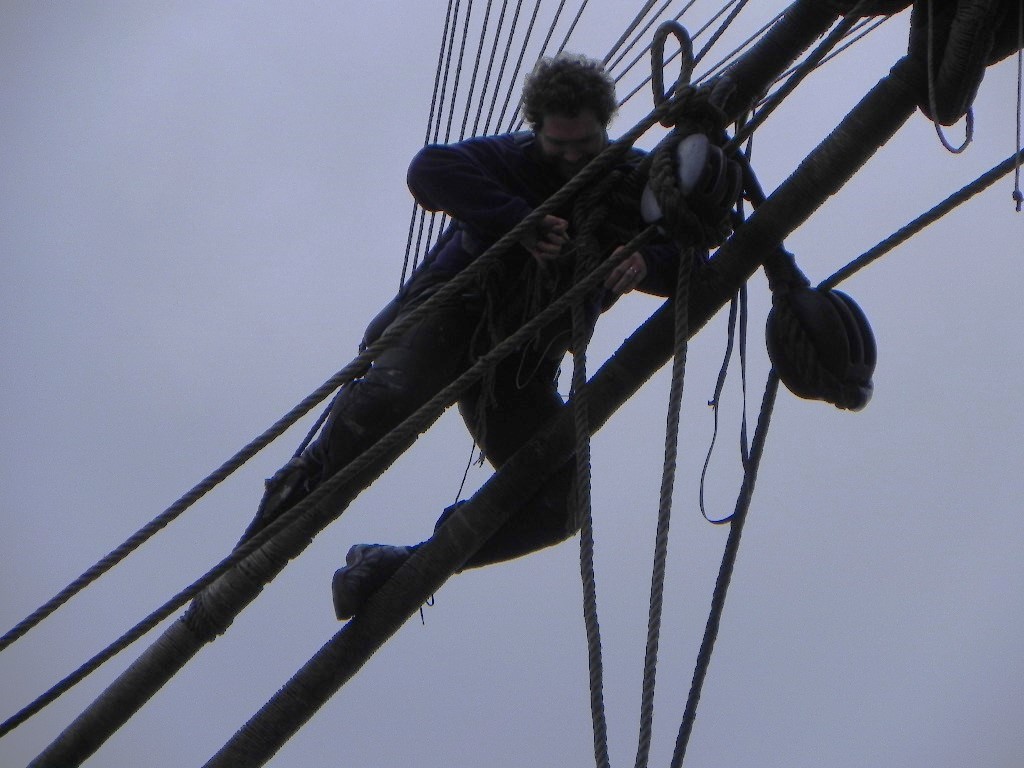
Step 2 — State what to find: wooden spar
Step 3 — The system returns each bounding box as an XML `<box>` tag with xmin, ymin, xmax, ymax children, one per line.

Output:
<box><xmin>29</xmin><ymin>4</ymin><xmax>867</xmax><ymax>765</ymax></box>
<box><xmin>203</xmin><ymin>54</ymin><xmax>931</xmax><ymax>768</ymax></box>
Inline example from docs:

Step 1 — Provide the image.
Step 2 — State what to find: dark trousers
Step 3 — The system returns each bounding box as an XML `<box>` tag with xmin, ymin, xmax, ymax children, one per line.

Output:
<box><xmin>302</xmin><ymin>301</ymin><xmax>578</xmax><ymax>568</ymax></box>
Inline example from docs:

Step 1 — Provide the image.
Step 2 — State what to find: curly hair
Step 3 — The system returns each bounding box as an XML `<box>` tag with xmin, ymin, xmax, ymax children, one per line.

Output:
<box><xmin>521</xmin><ymin>53</ymin><xmax>617</xmax><ymax>130</ymax></box>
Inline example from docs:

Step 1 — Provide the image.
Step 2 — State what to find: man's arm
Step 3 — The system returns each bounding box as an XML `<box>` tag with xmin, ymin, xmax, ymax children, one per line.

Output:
<box><xmin>407</xmin><ymin>135</ymin><xmax>535</xmax><ymax>240</ymax></box>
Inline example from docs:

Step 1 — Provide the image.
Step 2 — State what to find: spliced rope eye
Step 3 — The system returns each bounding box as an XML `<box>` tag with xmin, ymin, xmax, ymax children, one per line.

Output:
<box><xmin>650</xmin><ymin>19</ymin><xmax>695</xmax><ymax>109</ymax></box>
<box><xmin>924</xmin><ymin>0</ymin><xmax>974</xmax><ymax>153</ymax></box>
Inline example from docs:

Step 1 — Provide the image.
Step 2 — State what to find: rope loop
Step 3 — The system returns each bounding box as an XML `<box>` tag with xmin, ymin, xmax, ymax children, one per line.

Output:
<box><xmin>650</xmin><ymin>20</ymin><xmax>695</xmax><ymax>115</ymax></box>
<box><xmin>908</xmin><ymin>0</ymin><xmax>1004</xmax><ymax>127</ymax></box>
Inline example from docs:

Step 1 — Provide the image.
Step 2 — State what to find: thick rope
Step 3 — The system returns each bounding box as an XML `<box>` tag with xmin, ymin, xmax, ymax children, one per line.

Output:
<box><xmin>634</xmin><ymin>245</ymin><xmax>693</xmax><ymax>768</ymax></box>
<box><xmin>669</xmin><ymin>372</ymin><xmax>779</xmax><ymax>768</ymax></box>
<box><xmin>665</xmin><ymin>131</ymin><xmax>1024</xmax><ymax>768</ymax></box>
<box><xmin>570</xmin><ymin>245</ymin><xmax>608</xmax><ymax>768</ymax></box>
<box><xmin>0</xmin><ymin>363</ymin><xmax>358</xmax><ymax>656</ymax></box>
<box><xmin>820</xmin><ymin>147</ymin><xmax>1024</xmax><ymax>289</ymax></box>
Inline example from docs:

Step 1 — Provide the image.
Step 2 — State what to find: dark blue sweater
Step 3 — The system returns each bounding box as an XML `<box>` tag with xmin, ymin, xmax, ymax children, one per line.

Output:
<box><xmin>406</xmin><ymin>131</ymin><xmax>681</xmax><ymax>298</ymax></box>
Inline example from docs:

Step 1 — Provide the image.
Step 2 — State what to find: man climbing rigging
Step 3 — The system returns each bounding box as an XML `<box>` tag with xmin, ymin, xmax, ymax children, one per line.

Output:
<box><xmin>246</xmin><ymin>53</ymin><xmax>723</xmax><ymax>620</ymax></box>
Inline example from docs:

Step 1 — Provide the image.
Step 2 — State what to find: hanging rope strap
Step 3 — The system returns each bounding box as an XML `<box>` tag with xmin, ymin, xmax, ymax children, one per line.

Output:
<box><xmin>564</xmin><ymin>169</ymin><xmax>610</xmax><ymax>768</ymax></box>
<box><xmin>669</xmin><ymin>372</ymin><xmax>779</xmax><ymax>768</ymax></box>
<box><xmin>634</xmin><ymin>247</ymin><xmax>694</xmax><ymax>768</ymax></box>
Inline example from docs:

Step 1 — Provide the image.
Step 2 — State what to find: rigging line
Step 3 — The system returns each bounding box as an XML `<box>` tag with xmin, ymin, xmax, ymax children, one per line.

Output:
<box><xmin>698</xmin><ymin>293</ymin><xmax>738</xmax><ymax>522</ymax></box>
<box><xmin>453</xmin><ymin>439</ymin><xmax>478</xmax><ymax>504</ymax></box>
<box><xmin>820</xmin><ymin>147</ymin><xmax>1024</xmax><ymax>290</ymax></box>
<box><xmin>442</xmin><ymin>0</ymin><xmax>477</xmax><ymax>144</ymax></box>
<box><xmin>402</xmin><ymin>0</ymin><xmax>460</xmax><ymax>284</ymax></box>
<box><xmin>602</xmin><ymin>0</ymin><xmax>661</xmax><ymax>67</ymax></box>
<box><xmin>692</xmin><ymin>8</ymin><xmax>787</xmax><ymax>86</ymax></box>
<box><xmin>496</xmin><ymin>0</ymin><xmax>546</xmax><ymax>133</ymax></box>
<box><xmin>570</xmin><ymin>267</ymin><xmax>609</xmax><ymax>768</ymax></box>
<box><xmin>1014</xmin><ymin>0</ymin><xmax>1023</xmax><ymax>211</ymax></box>
<box><xmin>410</xmin><ymin>0</ymin><xmax>466</xmax><ymax>272</ymax></box>
<box><xmin>693</xmin><ymin>0</ymin><xmax>750</xmax><ymax>65</ymax></box>
<box><xmin>766</xmin><ymin>15</ymin><xmax>886</xmax><ymax>90</ymax></box>
<box><xmin>685</xmin><ymin>7</ymin><xmax>877</xmax><ymax>115</ymax></box>
<box><xmin>0</xmin><ymin>357</ymin><xmax>364</xmax><ymax>657</ymax></box>
<box><xmin>552</xmin><ymin>0</ymin><xmax>590</xmax><ymax>55</ymax></box>
<box><xmin>471</xmin><ymin>0</ymin><xmax>514</xmax><ymax>136</ymax></box>
<box><xmin>459</xmin><ymin>0</ymin><xmax>497</xmax><ymax>140</ymax></box>
<box><xmin>605</xmin><ymin>0</ymin><xmax>679</xmax><ymax>75</ymax></box>
<box><xmin>482</xmin><ymin>0</ymin><xmax>527</xmax><ymax>134</ymax></box>
<box><xmin>534</xmin><ymin>0</ymin><xmax>570</xmax><ymax>62</ymax></box>
<box><xmin>509</xmin><ymin>0</ymin><xmax>598</xmax><ymax>132</ymax></box>
<box><xmin>508</xmin><ymin>0</ymin><xmax>572</xmax><ymax>131</ymax></box>
<box><xmin>726</xmin><ymin>1</ymin><xmax>873</xmax><ymax>153</ymax></box>
<box><xmin>669</xmin><ymin>372</ymin><xmax>780</xmax><ymax>768</ymax></box>
<box><xmin>614</xmin><ymin>0</ymin><xmax>743</xmax><ymax>108</ymax></box>
<box><xmin>421</xmin><ymin>0</ymin><xmax>464</xmax><ymax>263</ymax></box>
<box><xmin>611</xmin><ymin>0</ymin><xmax>706</xmax><ymax>88</ymax></box>
<box><xmin>634</xmin><ymin>247</ymin><xmax>693</xmax><ymax>768</ymax></box>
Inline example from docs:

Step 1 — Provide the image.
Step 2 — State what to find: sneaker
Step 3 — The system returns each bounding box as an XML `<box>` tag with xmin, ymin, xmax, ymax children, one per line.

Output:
<box><xmin>332</xmin><ymin>543</ymin><xmax>413</xmax><ymax>620</ymax></box>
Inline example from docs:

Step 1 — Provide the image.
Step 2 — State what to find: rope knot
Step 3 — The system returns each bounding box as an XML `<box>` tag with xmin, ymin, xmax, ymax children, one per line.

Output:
<box><xmin>644</xmin><ymin>123</ymin><xmax>740</xmax><ymax>249</ymax></box>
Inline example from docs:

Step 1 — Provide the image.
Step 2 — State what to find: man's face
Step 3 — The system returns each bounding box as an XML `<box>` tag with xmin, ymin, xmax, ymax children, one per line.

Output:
<box><xmin>536</xmin><ymin>110</ymin><xmax>607</xmax><ymax>180</ymax></box>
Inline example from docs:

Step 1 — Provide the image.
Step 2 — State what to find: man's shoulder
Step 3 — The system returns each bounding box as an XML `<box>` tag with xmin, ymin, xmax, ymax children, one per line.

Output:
<box><xmin>462</xmin><ymin>130</ymin><xmax>535</xmax><ymax>151</ymax></box>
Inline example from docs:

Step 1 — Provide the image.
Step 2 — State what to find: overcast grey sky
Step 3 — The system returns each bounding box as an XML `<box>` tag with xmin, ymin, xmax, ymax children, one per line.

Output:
<box><xmin>2</xmin><ymin>3</ymin><xmax>1022</xmax><ymax>767</ymax></box>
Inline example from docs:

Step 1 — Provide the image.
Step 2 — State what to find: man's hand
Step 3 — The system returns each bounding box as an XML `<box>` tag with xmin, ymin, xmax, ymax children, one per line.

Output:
<box><xmin>605</xmin><ymin>247</ymin><xmax>647</xmax><ymax>295</ymax></box>
<box><xmin>521</xmin><ymin>214</ymin><xmax>569</xmax><ymax>262</ymax></box>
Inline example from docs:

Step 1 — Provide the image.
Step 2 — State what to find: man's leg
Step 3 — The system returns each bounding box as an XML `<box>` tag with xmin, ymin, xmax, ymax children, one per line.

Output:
<box><xmin>449</xmin><ymin>353</ymin><xmax>578</xmax><ymax>568</ymax></box>
<box><xmin>245</xmin><ymin>302</ymin><xmax>475</xmax><ymax>541</ymax></box>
